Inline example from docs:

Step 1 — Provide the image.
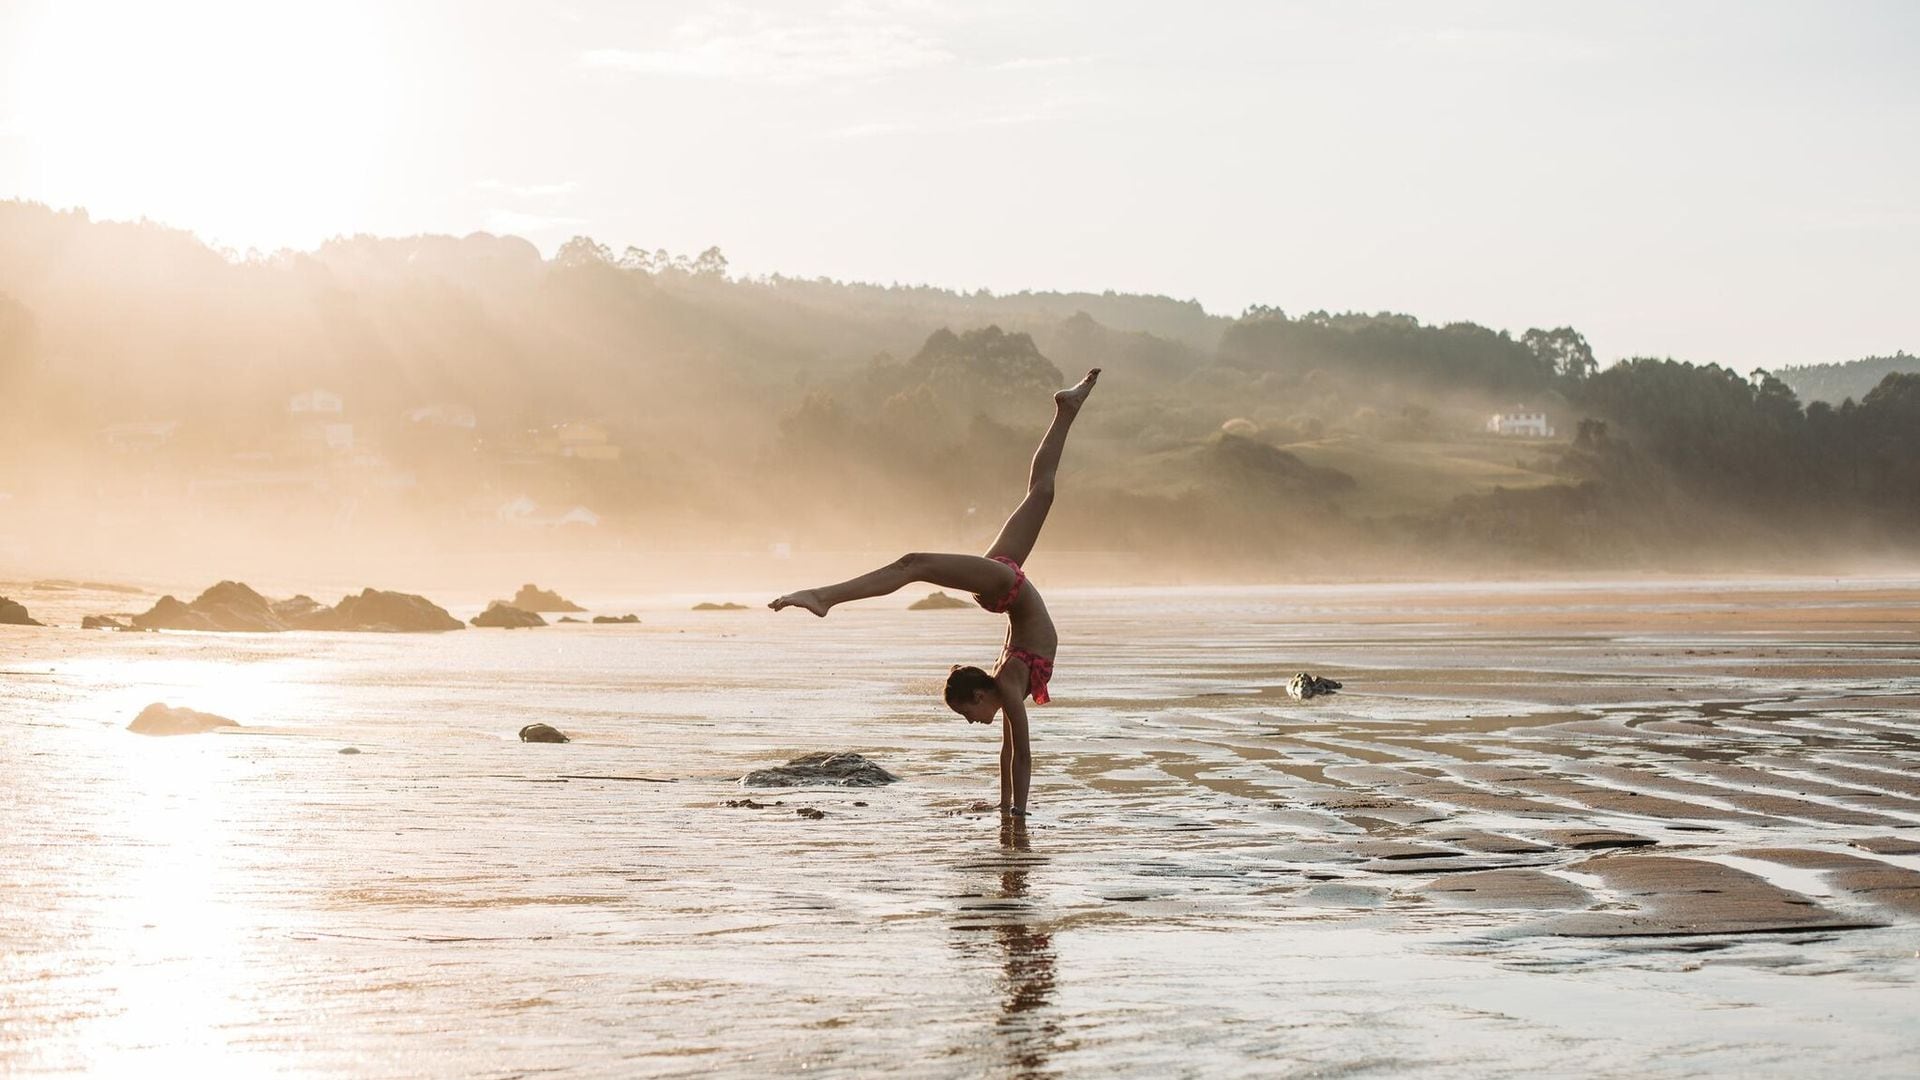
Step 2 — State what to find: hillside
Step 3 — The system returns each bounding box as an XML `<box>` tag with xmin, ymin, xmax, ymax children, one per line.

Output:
<box><xmin>1775</xmin><ymin>353</ymin><xmax>1920</xmax><ymax>404</ymax></box>
<box><xmin>1</xmin><ymin>199</ymin><xmax>1917</xmax><ymax>578</ymax></box>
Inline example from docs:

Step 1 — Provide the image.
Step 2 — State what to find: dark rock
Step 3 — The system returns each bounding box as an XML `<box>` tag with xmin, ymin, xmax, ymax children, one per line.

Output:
<box><xmin>191</xmin><ymin>581</ymin><xmax>284</xmax><ymax>630</ymax></box>
<box><xmin>519</xmin><ymin>723</ymin><xmax>570</xmax><ymax>743</ymax></box>
<box><xmin>725</xmin><ymin>798</ymin><xmax>781</xmax><ymax>809</ymax></box>
<box><xmin>472</xmin><ymin>602</ymin><xmax>547</xmax><ymax>628</ymax></box>
<box><xmin>131</xmin><ymin>595</ymin><xmax>210</xmax><ymax>631</ymax></box>
<box><xmin>306</xmin><ymin>589</ymin><xmax>463</xmax><ymax>632</ymax></box>
<box><xmin>692</xmin><ymin>602</ymin><xmax>749</xmax><ymax>611</ymax></box>
<box><xmin>131</xmin><ymin>581</ymin><xmax>286</xmax><ymax>632</ymax></box>
<box><xmin>81</xmin><ymin>615</ymin><xmax>127</xmax><ymax>630</ymax></box>
<box><xmin>796</xmin><ymin>807</ymin><xmax>827</xmax><ymax>820</ymax></box>
<box><xmin>128</xmin><ymin>703</ymin><xmax>239</xmax><ymax>736</ymax></box>
<box><xmin>557</xmin><ymin>616</ymin><xmax>584</xmax><ymax>623</ymax></box>
<box><xmin>592</xmin><ymin>614</ymin><xmax>641</xmax><ymax>624</ymax></box>
<box><xmin>1287</xmin><ymin>672</ymin><xmax>1342</xmax><ymax>700</ymax></box>
<box><xmin>908</xmin><ymin>590</ymin><xmax>970</xmax><ymax>610</ymax></box>
<box><xmin>510</xmin><ymin>584</ymin><xmax>585</xmax><ymax>612</ymax></box>
<box><xmin>0</xmin><ymin>597</ymin><xmax>43</xmax><ymax>626</ymax></box>
<box><xmin>741</xmin><ymin>751</ymin><xmax>899</xmax><ymax>788</ymax></box>
<box><xmin>337</xmin><ymin>746</ymin><xmax>362</xmax><ymax>755</ymax></box>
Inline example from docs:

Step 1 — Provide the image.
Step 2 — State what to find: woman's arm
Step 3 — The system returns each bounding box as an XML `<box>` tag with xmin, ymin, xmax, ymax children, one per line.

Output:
<box><xmin>999</xmin><ymin>695</ymin><xmax>1032</xmax><ymax>814</ymax></box>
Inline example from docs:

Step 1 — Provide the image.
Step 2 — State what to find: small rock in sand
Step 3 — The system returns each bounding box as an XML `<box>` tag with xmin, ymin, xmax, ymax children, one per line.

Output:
<box><xmin>0</xmin><ymin>597</ymin><xmax>46</xmax><ymax>626</ymax></box>
<box><xmin>741</xmin><ymin>752</ymin><xmax>899</xmax><ymax>788</ymax></box>
<box><xmin>519</xmin><ymin>723</ymin><xmax>570</xmax><ymax>743</ymax></box>
<box><xmin>472</xmin><ymin>602</ymin><xmax>547</xmax><ymax>628</ymax></box>
<box><xmin>908</xmin><ymin>591</ymin><xmax>970</xmax><ymax>610</ymax></box>
<box><xmin>692</xmin><ymin>602</ymin><xmax>749</xmax><ymax>611</ymax></box>
<box><xmin>1287</xmin><ymin>672</ymin><xmax>1342</xmax><ymax>700</ymax></box>
<box><xmin>338</xmin><ymin>747</ymin><xmax>362</xmax><ymax>755</ymax></box>
<box><xmin>81</xmin><ymin>614</ymin><xmax>127</xmax><ymax>630</ymax></box>
<box><xmin>795</xmin><ymin>807</ymin><xmax>826</xmax><ymax>820</ymax></box>
<box><xmin>725</xmin><ymin>798</ymin><xmax>781</xmax><ymax>809</ymax></box>
<box><xmin>128</xmin><ymin>703</ymin><xmax>239</xmax><ymax>736</ymax></box>
<box><xmin>592</xmin><ymin>614</ymin><xmax>641</xmax><ymax>624</ymax></box>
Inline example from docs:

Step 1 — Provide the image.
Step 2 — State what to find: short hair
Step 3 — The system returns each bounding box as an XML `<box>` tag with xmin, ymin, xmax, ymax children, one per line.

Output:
<box><xmin>943</xmin><ymin>664</ymin><xmax>996</xmax><ymax>710</ymax></box>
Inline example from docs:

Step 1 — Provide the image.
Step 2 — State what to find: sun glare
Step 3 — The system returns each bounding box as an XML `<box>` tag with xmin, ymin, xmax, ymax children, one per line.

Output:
<box><xmin>10</xmin><ymin>0</ymin><xmax>400</xmax><ymax>253</ymax></box>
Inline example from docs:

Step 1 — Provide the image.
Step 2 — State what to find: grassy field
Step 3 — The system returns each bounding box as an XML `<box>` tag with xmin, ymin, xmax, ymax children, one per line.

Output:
<box><xmin>1283</xmin><ymin>432</ymin><xmax>1569</xmax><ymax>516</ymax></box>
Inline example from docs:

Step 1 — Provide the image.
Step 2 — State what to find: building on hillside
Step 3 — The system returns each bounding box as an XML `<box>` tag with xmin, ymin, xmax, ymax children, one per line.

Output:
<box><xmin>544</xmin><ymin>420</ymin><xmax>621</xmax><ymax>461</ymax></box>
<box><xmin>1485</xmin><ymin>407</ymin><xmax>1554</xmax><ymax>438</ymax></box>
<box><xmin>289</xmin><ymin>389</ymin><xmax>345</xmax><ymax>415</ymax></box>
<box><xmin>286</xmin><ymin>389</ymin><xmax>355</xmax><ymax>455</ymax></box>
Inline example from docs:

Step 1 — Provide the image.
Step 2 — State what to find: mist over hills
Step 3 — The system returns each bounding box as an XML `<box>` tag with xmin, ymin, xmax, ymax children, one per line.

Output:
<box><xmin>1</xmin><ymin>199</ymin><xmax>1915</xmax><ymax>583</ymax></box>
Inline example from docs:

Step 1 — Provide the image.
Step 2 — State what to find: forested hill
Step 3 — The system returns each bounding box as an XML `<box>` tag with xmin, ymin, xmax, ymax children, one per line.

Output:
<box><xmin>1776</xmin><ymin>353</ymin><xmax>1920</xmax><ymax>405</ymax></box>
<box><xmin>1</xmin><ymin>199</ymin><xmax>1916</xmax><ymax>574</ymax></box>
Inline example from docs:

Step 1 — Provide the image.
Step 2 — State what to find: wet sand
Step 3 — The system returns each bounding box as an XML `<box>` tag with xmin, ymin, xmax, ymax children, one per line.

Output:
<box><xmin>3</xmin><ymin>578</ymin><xmax>1919</xmax><ymax>1076</ymax></box>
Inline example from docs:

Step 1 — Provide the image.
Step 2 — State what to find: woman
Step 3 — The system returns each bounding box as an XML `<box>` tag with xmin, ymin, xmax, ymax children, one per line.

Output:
<box><xmin>770</xmin><ymin>368</ymin><xmax>1101</xmax><ymax>818</ymax></box>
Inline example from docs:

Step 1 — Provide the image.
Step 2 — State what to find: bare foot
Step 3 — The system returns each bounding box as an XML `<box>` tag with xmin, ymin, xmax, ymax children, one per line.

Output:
<box><xmin>1054</xmin><ymin>368</ymin><xmax>1101</xmax><ymax>414</ymax></box>
<box><xmin>768</xmin><ymin>590</ymin><xmax>829</xmax><ymax>617</ymax></box>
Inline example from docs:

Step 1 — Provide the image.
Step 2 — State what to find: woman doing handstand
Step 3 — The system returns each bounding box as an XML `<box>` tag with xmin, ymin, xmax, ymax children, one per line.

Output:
<box><xmin>769</xmin><ymin>368</ymin><xmax>1101</xmax><ymax>818</ymax></box>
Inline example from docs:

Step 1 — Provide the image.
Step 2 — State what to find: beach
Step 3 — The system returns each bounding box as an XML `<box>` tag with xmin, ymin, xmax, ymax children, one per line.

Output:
<box><xmin>3</xmin><ymin>578</ymin><xmax>1918</xmax><ymax>1077</ymax></box>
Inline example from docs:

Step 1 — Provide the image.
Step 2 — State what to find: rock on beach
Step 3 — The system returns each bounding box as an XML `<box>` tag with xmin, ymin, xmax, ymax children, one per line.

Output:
<box><xmin>741</xmin><ymin>752</ymin><xmax>899</xmax><ymax>788</ymax></box>
<box><xmin>123</xmin><ymin>582</ymin><xmax>463</xmax><ymax>633</ymax></box>
<box><xmin>472</xmin><ymin>602</ymin><xmax>547</xmax><ymax>628</ymax></box>
<box><xmin>509</xmin><ymin>584</ymin><xmax>585</xmax><ymax>612</ymax></box>
<box><xmin>908</xmin><ymin>591</ymin><xmax>970</xmax><ymax>610</ymax></box>
<box><xmin>519</xmin><ymin>723</ymin><xmax>570</xmax><ymax>743</ymax></box>
<box><xmin>1288</xmin><ymin>673</ymin><xmax>1343</xmax><ymax>700</ymax></box>
<box><xmin>1</xmin><ymin>597</ymin><xmax>45</xmax><ymax>626</ymax></box>
<box><xmin>128</xmin><ymin>703</ymin><xmax>239</xmax><ymax>736</ymax></box>
<box><xmin>307</xmin><ymin>588</ymin><xmax>464</xmax><ymax>632</ymax></box>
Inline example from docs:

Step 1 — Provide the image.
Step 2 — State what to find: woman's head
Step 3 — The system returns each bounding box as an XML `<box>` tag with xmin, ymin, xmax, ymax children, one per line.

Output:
<box><xmin>944</xmin><ymin>664</ymin><xmax>1000</xmax><ymax>723</ymax></box>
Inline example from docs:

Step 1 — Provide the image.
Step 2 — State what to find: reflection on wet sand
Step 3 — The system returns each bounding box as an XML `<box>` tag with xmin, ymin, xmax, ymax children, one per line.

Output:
<box><xmin>951</xmin><ymin>820</ymin><xmax>1062</xmax><ymax>1078</ymax></box>
<box><xmin>993</xmin><ymin>821</ymin><xmax>1060</xmax><ymax>1076</ymax></box>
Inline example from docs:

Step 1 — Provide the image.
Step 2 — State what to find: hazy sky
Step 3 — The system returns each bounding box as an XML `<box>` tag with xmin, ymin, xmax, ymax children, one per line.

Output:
<box><xmin>3</xmin><ymin>0</ymin><xmax>1914</xmax><ymax>369</ymax></box>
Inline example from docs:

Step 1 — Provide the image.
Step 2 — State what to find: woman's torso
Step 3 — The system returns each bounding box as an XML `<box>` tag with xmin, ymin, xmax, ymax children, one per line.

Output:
<box><xmin>1003</xmin><ymin>584</ymin><xmax>1057</xmax><ymax>658</ymax></box>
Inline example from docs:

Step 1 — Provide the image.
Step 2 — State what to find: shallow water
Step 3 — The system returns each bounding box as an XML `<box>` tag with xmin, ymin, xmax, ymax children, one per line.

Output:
<box><xmin>4</xmin><ymin>581</ymin><xmax>1920</xmax><ymax>1077</ymax></box>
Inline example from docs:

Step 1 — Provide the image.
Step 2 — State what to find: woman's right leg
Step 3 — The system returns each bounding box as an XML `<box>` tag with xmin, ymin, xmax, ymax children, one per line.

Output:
<box><xmin>986</xmin><ymin>369</ymin><xmax>1099</xmax><ymax>565</ymax></box>
<box><xmin>770</xmin><ymin>552</ymin><xmax>1013</xmax><ymax>617</ymax></box>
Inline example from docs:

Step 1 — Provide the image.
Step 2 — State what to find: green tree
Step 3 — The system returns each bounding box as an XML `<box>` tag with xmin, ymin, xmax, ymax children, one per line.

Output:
<box><xmin>1523</xmin><ymin>327</ymin><xmax>1596</xmax><ymax>382</ymax></box>
<box><xmin>554</xmin><ymin>235</ymin><xmax>614</xmax><ymax>268</ymax></box>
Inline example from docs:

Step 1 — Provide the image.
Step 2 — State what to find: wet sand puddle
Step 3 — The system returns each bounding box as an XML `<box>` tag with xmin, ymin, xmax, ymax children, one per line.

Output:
<box><xmin>3</xmin><ymin>580</ymin><xmax>1918</xmax><ymax>1076</ymax></box>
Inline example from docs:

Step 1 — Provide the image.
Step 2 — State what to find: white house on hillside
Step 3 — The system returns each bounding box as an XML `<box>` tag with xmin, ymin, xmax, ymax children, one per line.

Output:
<box><xmin>289</xmin><ymin>389</ymin><xmax>344</xmax><ymax>415</ymax></box>
<box><xmin>1486</xmin><ymin>407</ymin><xmax>1554</xmax><ymax>437</ymax></box>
